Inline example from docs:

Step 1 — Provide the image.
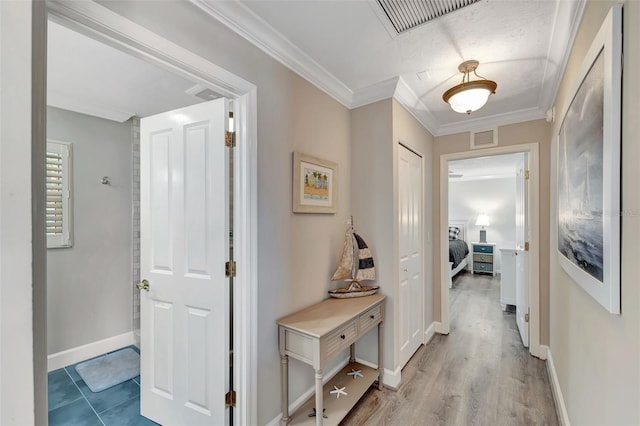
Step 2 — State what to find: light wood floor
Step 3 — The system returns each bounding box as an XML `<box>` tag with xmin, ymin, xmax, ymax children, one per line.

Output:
<box><xmin>342</xmin><ymin>272</ymin><xmax>558</xmax><ymax>426</ymax></box>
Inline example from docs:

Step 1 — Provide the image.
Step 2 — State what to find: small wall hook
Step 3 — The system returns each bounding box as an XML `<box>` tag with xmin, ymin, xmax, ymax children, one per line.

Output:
<box><xmin>101</xmin><ymin>176</ymin><xmax>111</xmax><ymax>185</ymax></box>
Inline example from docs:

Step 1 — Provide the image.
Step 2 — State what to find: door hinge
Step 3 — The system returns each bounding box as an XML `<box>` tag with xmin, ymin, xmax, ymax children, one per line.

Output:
<box><xmin>524</xmin><ymin>170</ymin><xmax>530</xmax><ymax>180</ymax></box>
<box><xmin>225</xmin><ymin>390</ymin><xmax>236</xmax><ymax>408</ymax></box>
<box><xmin>525</xmin><ymin>312</ymin><xmax>530</xmax><ymax>323</ymax></box>
<box><xmin>524</xmin><ymin>241</ymin><xmax>530</xmax><ymax>251</ymax></box>
<box><xmin>225</xmin><ymin>260</ymin><xmax>236</xmax><ymax>277</ymax></box>
<box><xmin>225</xmin><ymin>131</ymin><xmax>236</xmax><ymax>148</ymax></box>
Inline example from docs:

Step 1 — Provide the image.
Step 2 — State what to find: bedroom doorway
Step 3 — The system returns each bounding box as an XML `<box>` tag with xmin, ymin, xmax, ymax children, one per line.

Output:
<box><xmin>439</xmin><ymin>144</ymin><xmax>543</xmax><ymax>359</ymax></box>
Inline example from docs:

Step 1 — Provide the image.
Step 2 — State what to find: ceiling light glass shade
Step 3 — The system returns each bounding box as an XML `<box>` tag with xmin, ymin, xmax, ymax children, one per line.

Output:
<box><xmin>443</xmin><ymin>60</ymin><xmax>497</xmax><ymax>114</ymax></box>
<box><xmin>444</xmin><ymin>81</ymin><xmax>497</xmax><ymax>114</ymax></box>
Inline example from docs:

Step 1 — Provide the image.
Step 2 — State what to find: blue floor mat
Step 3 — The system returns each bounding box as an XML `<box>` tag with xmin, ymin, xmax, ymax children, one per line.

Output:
<box><xmin>75</xmin><ymin>348</ymin><xmax>140</xmax><ymax>393</ymax></box>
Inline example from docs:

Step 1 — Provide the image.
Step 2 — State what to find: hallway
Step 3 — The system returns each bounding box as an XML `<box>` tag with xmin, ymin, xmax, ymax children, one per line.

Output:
<box><xmin>343</xmin><ymin>272</ymin><xmax>558</xmax><ymax>425</ymax></box>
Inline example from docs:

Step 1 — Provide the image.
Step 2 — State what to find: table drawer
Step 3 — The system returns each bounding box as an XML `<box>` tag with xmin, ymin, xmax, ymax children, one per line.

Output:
<box><xmin>473</xmin><ymin>253</ymin><xmax>493</xmax><ymax>263</ymax></box>
<box><xmin>325</xmin><ymin>321</ymin><xmax>357</xmax><ymax>359</ymax></box>
<box><xmin>474</xmin><ymin>262</ymin><xmax>494</xmax><ymax>272</ymax></box>
<box><xmin>473</xmin><ymin>245</ymin><xmax>494</xmax><ymax>254</ymax></box>
<box><xmin>359</xmin><ymin>305</ymin><xmax>382</xmax><ymax>333</ymax></box>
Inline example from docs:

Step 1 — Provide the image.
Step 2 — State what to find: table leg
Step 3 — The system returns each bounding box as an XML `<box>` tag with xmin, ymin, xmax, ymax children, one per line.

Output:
<box><xmin>315</xmin><ymin>369</ymin><xmax>323</xmax><ymax>426</ymax></box>
<box><xmin>280</xmin><ymin>355</ymin><xmax>289</xmax><ymax>426</ymax></box>
<box><xmin>349</xmin><ymin>343</ymin><xmax>355</xmax><ymax>363</ymax></box>
<box><xmin>377</xmin><ymin>321</ymin><xmax>384</xmax><ymax>390</ymax></box>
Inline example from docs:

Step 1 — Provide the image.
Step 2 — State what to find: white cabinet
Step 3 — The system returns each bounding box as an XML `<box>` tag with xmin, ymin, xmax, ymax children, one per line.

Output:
<box><xmin>499</xmin><ymin>248</ymin><xmax>517</xmax><ymax>310</ymax></box>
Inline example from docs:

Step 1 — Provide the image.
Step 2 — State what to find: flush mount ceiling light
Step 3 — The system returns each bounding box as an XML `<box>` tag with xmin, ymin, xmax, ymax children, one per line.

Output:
<box><xmin>442</xmin><ymin>60</ymin><xmax>497</xmax><ymax>114</ymax></box>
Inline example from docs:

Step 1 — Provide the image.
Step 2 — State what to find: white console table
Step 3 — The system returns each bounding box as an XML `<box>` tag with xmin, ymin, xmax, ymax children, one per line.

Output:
<box><xmin>277</xmin><ymin>294</ymin><xmax>385</xmax><ymax>426</ymax></box>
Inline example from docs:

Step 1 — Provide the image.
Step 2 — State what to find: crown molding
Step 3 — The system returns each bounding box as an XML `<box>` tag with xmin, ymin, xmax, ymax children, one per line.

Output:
<box><xmin>351</xmin><ymin>77</ymin><xmax>399</xmax><ymax>108</ymax></box>
<box><xmin>392</xmin><ymin>78</ymin><xmax>439</xmax><ymax>136</ymax></box>
<box><xmin>436</xmin><ymin>107</ymin><xmax>546</xmax><ymax>136</ymax></box>
<box><xmin>537</xmin><ymin>0</ymin><xmax>587</xmax><ymax>111</ymax></box>
<box><xmin>191</xmin><ymin>0</ymin><xmax>354</xmax><ymax>107</ymax></box>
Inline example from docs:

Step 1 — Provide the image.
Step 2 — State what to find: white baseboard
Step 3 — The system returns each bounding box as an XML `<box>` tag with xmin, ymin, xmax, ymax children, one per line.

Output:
<box><xmin>434</xmin><ymin>321</ymin><xmax>448</xmax><ymax>334</ymax></box>
<box><xmin>47</xmin><ymin>331</ymin><xmax>136</xmax><ymax>372</ymax></box>
<box><xmin>546</xmin><ymin>348</ymin><xmax>570</xmax><ymax>426</ymax></box>
<box><xmin>424</xmin><ymin>322</ymin><xmax>437</xmax><ymax>344</ymax></box>
<box><xmin>355</xmin><ymin>358</ymin><xmax>401</xmax><ymax>390</ymax></box>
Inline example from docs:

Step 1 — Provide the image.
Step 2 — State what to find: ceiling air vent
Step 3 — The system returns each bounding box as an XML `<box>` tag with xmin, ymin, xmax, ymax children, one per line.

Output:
<box><xmin>377</xmin><ymin>0</ymin><xmax>481</xmax><ymax>34</ymax></box>
<box><xmin>470</xmin><ymin>128</ymin><xmax>498</xmax><ymax>150</ymax></box>
<box><xmin>185</xmin><ymin>84</ymin><xmax>222</xmax><ymax>101</ymax></box>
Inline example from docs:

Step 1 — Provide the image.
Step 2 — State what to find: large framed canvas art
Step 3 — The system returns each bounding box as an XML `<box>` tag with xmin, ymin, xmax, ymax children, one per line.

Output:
<box><xmin>557</xmin><ymin>5</ymin><xmax>621</xmax><ymax>314</ymax></box>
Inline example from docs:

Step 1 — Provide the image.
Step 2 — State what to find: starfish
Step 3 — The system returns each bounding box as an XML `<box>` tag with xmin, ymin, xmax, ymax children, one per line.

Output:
<box><xmin>329</xmin><ymin>385</ymin><xmax>348</xmax><ymax>399</ymax></box>
<box><xmin>347</xmin><ymin>369</ymin><xmax>363</xmax><ymax>379</ymax></box>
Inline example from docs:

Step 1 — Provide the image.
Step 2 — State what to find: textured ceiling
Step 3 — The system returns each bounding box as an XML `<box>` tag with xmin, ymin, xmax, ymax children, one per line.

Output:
<box><xmin>196</xmin><ymin>0</ymin><xmax>586</xmax><ymax>135</ymax></box>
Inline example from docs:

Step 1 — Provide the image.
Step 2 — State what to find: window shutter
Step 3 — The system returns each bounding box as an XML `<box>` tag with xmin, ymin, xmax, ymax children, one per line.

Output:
<box><xmin>46</xmin><ymin>141</ymin><xmax>72</xmax><ymax>248</ymax></box>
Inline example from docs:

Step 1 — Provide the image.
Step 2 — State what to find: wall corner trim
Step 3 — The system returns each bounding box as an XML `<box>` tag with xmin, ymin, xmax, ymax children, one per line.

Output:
<box><xmin>47</xmin><ymin>331</ymin><xmax>136</xmax><ymax>372</ymax></box>
<box><xmin>434</xmin><ymin>321</ymin><xmax>448</xmax><ymax>335</ymax></box>
<box><xmin>546</xmin><ymin>348</ymin><xmax>571</xmax><ymax>426</ymax></box>
<box><xmin>425</xmin><ymin>321</ymin><xmax>437</xmax><ymax>344</ymax></box>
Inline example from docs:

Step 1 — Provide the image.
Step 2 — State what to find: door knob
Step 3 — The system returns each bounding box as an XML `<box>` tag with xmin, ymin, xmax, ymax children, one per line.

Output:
<box><xmin>137</xmin><ymin>279</ymin><xmax>150</xmax><ymax>292</ymax></box>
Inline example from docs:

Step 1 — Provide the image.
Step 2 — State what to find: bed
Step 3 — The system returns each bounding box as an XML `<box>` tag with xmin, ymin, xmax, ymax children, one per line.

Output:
<box><xmin>448</xmin><ymin>221</ymin><xmax>470</xmax><ymax>288</ymax></box>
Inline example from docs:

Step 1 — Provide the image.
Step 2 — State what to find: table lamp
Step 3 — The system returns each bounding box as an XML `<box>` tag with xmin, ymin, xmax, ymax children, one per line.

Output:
<box><xmin>475</xmin><ymin>214</ymin><xmax>490</xmax><ymax>243</ymax></box>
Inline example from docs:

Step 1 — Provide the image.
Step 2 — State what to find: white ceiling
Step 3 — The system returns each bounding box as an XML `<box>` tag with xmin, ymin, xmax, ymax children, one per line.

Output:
<box><xmin>48</xmin><ymin>0</ymin><xmax>586</xmax><ymax>134</ymax></box>
<box><xmin>194</xmin><ymin>0</ymin><xmax>586</xmax><ymax>135</ymax></box>
<box><xmin>48</xmin><ymin>20</ymin><xmax>211</xmax><ymax>122</ymax></box>
<box><xmin>449</xmin><ymin>152</ymin><xmax>524</xmax><ymax>181</ymax></box>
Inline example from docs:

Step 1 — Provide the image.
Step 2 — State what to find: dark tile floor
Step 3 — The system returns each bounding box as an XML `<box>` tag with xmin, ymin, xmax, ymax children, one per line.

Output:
<box><xmin>48</xmin><ymin>346</ymin><xmax>159</xmax><ymax>426</ymax></box>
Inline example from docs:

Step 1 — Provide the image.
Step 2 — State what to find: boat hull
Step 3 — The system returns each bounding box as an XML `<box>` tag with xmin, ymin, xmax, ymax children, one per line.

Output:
<box><xmin>328</xmin><ymin>285</ymin><xmax>380</xmax><ymax>299</ymax></box>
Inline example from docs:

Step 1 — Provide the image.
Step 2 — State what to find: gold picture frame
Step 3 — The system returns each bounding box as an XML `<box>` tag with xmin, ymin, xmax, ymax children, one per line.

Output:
<box><xmin>292</xmin><ymin>152</ymin><xmax>337</xmax><ymax>214</ymax></box>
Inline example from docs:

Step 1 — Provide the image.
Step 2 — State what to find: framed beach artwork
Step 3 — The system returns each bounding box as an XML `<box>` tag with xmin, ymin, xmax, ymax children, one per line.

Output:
<box><xmin>556</xmin><ymin>5</ymin><xmax>621</xmax><ymax>314</ymax></box>
<box><xmin>292</xmin><ymin>152</ymin><xmax>337</xmax><ymax>214</ymax></box>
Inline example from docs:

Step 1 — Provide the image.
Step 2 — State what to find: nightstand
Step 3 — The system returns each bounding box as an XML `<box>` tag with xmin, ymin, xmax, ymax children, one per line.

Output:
<box><xmin>472</xmin><ymin>242</ymin><xmax>496</xmax><ymax>276</ymax></box>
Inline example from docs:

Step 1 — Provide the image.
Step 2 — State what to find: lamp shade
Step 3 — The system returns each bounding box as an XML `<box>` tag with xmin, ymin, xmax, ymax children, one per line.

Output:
<box><xmin>475</xmin><ymin>214</ymin><xmax>490</xmax><ymax>227</ymax></box>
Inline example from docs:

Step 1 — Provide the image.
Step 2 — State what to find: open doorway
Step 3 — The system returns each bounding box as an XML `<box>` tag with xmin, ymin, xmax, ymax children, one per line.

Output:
<box><xmin>38</xmin><ymin>3</ymin><xmax>258</xmax><ymax>424</ymax></box>
<box><xmin>438</xmin><ymin>144</ymin><xmax>543</xmax><ymax>358</ymax></box>
<box><xmin>447</xmin><ymin>153</ymin><xmax>528</xmax><ymax>345</ymax></box>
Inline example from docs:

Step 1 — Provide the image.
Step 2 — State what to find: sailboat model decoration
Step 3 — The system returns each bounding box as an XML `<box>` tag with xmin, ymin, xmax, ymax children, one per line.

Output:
<box><xmin>329</xmin><ymin>218</ymin><xmax>379</xmax><ymax>298</ymax></box>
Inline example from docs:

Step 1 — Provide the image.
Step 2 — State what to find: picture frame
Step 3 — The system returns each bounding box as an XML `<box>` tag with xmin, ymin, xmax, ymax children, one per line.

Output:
<box><xmin>556</xmin><ymin>5</ymin><xmax>621</xmax><ymax>314</ymax></box>
<box><xmin>292</xmin><ymin>152</ymin><xmax>337</xmax><ymax>214</ymax></box>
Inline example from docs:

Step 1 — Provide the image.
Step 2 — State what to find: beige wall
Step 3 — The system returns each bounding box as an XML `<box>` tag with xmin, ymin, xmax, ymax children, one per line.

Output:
<box><xmin>433</xmin><ymin>119</ymin><xmax>551</xmax><ymax>344</ymax></box>
<box><xmin>350</xmin><ymin>100</ymin><xmax>395</xmax><ymax>368</ymax></box>
<box><xmin>549</xmin><ymin>1</ymin><xmax>640</xmax><ymax>424</ymax></box>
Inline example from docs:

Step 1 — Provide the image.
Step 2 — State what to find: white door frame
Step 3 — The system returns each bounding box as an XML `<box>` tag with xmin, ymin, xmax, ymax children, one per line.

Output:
<box><xmin>40</xmin><ymin>2</ymin><xmax>259</xmax><ymax>424</ymax></box>
<box><xmin>439</xmin><ymin>143</ymin><xmax>544</xmax><ymax>359</ymax></box>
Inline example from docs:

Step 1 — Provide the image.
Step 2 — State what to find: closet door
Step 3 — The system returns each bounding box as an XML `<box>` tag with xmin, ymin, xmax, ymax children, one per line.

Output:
<box><xmin>398</xmin><ymin>144</ymin><xmax>423</xmax><ymax>368</ymax></box>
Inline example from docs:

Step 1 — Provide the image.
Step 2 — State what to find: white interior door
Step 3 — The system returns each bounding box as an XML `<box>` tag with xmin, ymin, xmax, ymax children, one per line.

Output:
<box><xmin>515</xmin><ymin>153</ymin><xmax>530</xmax><ymax>347</ymax></box>
<box><xmin>398</xmin><ymin>144</ymin><xmax>423</xmax><ymax>367</ymax></box>
<box><xmin>140</xmin><ymin>99</ymin><xmax>229</xmax><ymax>425</ymax></box>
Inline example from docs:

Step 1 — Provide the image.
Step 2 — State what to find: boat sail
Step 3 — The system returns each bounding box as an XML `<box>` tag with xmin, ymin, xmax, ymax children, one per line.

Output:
<box><xmin>329</xmin><ymin>218</ymin><xmax>379</xmax><ymax>298</ymax></box>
